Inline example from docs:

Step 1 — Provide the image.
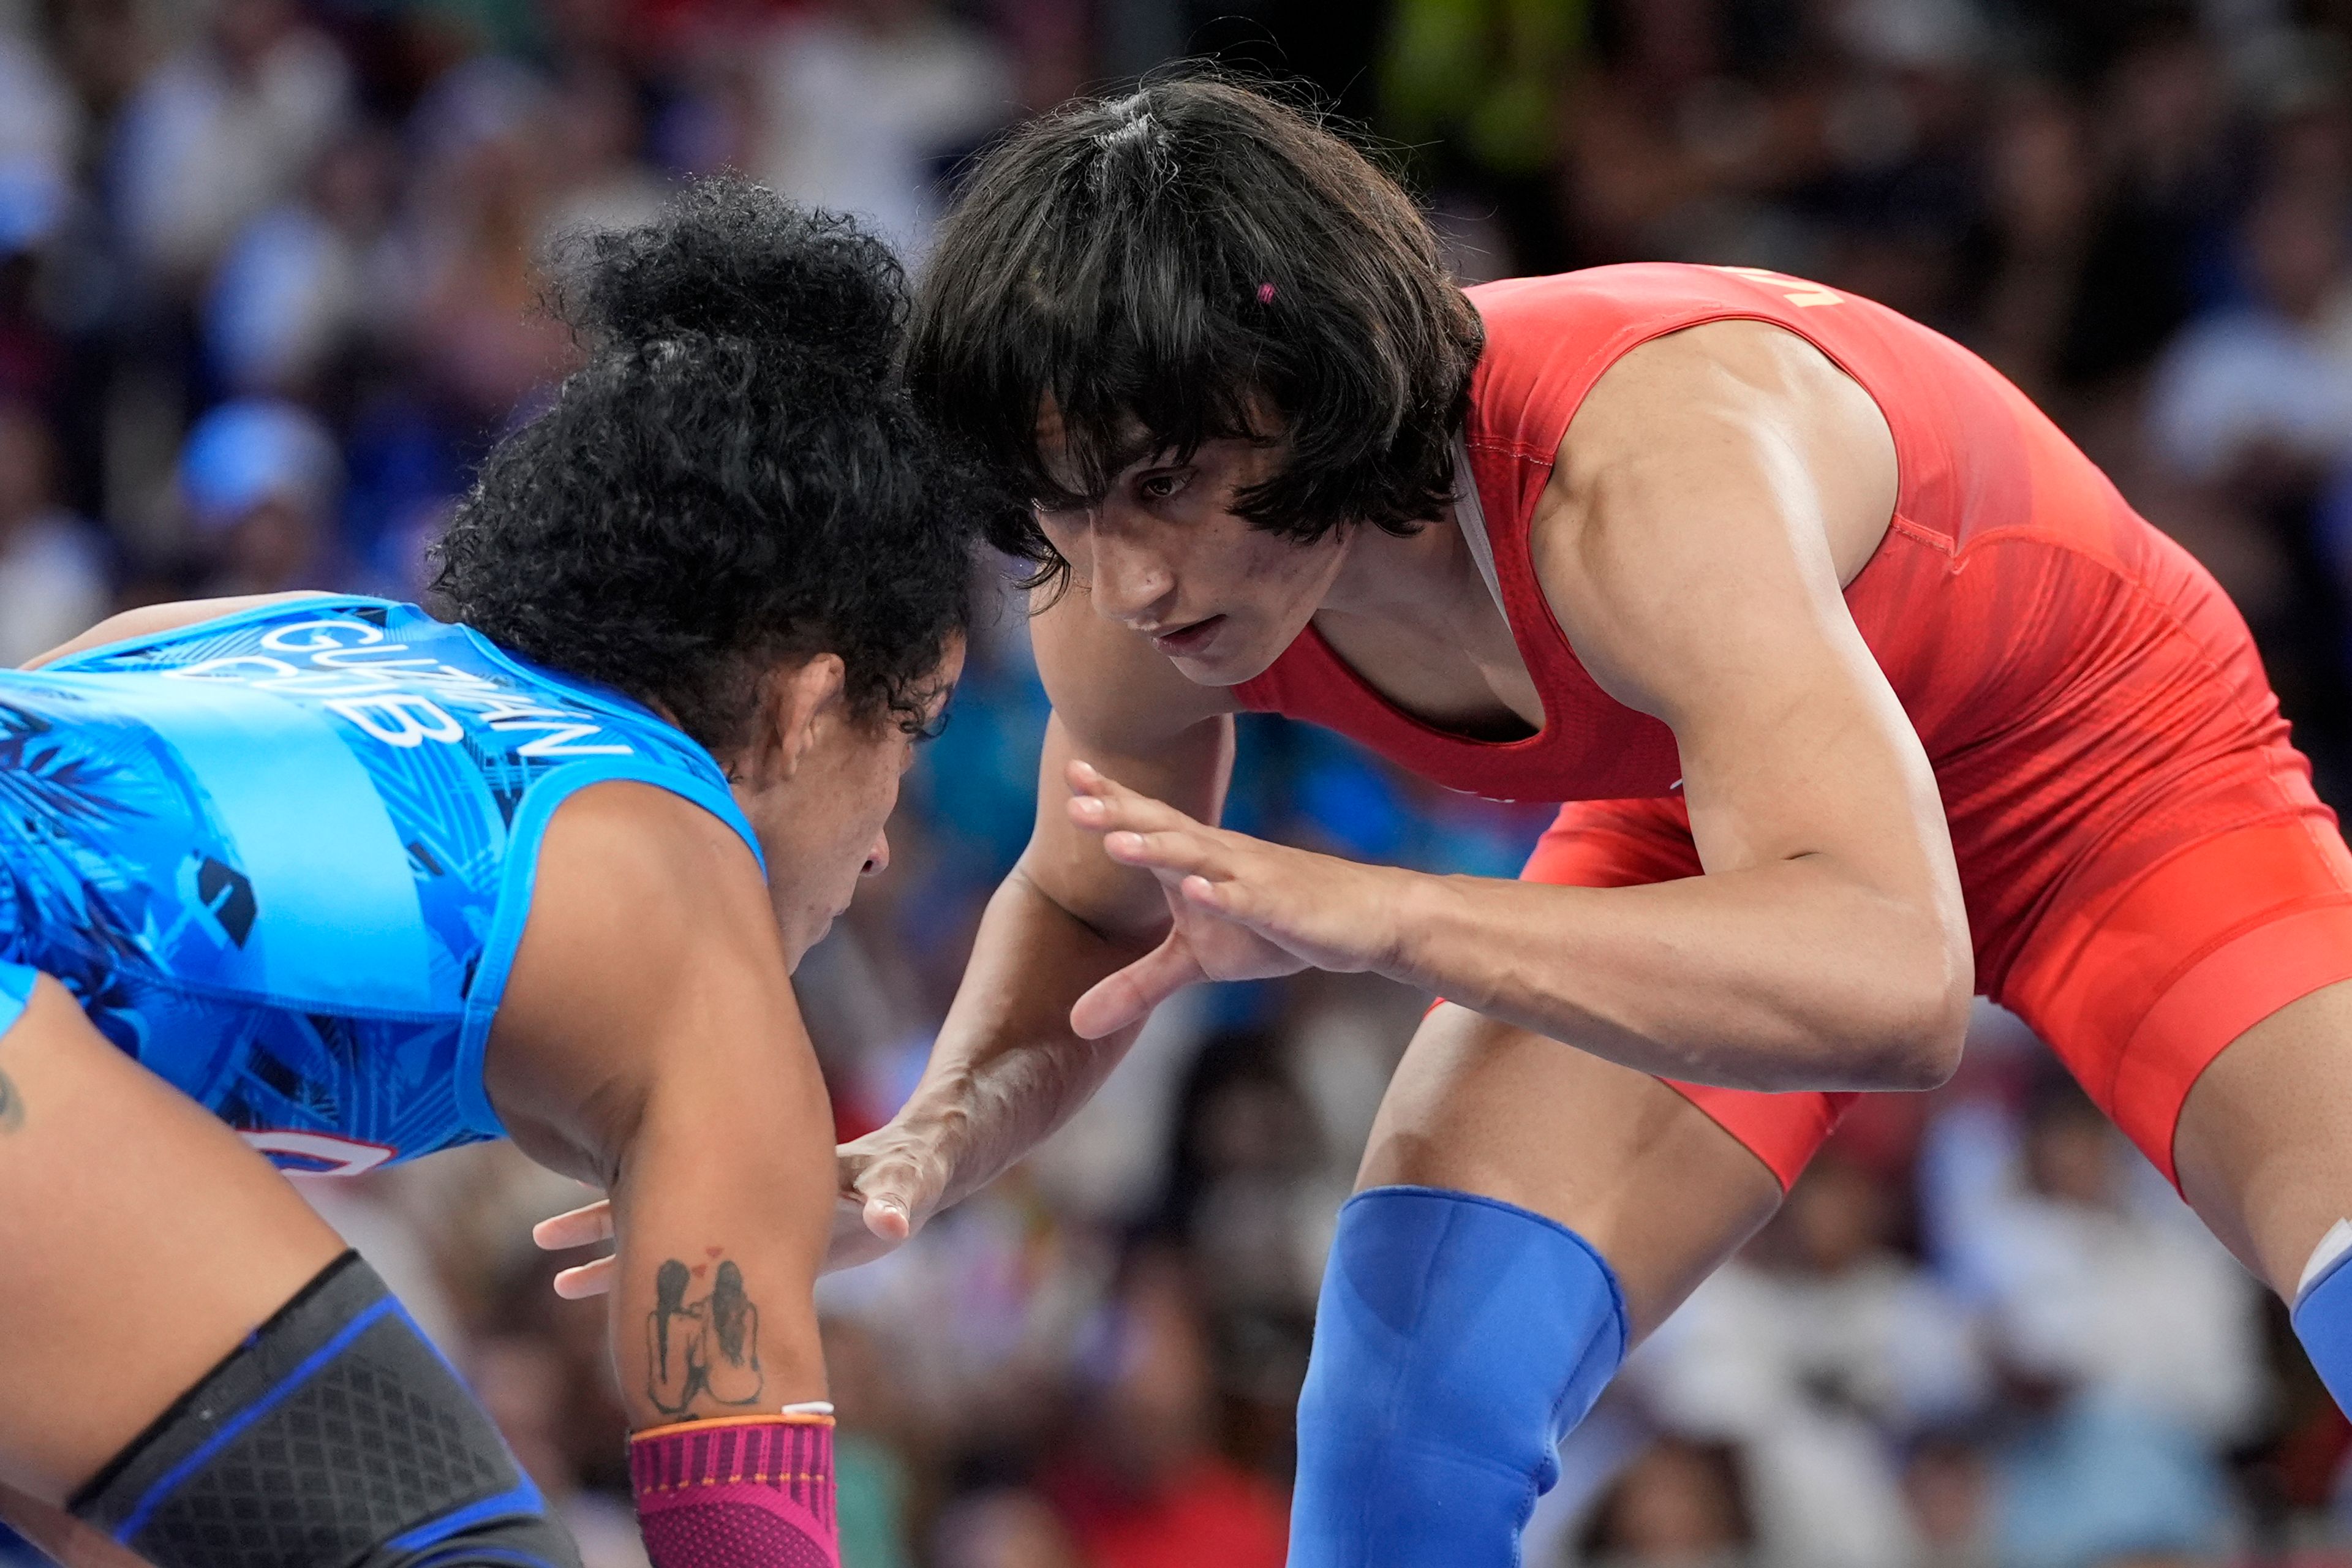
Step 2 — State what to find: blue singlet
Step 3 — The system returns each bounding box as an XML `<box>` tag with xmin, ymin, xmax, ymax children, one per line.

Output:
<box><xmin>0</xmin><ymin>596</ymin><xmax>763</xmax><ymax>1173</ymax></box>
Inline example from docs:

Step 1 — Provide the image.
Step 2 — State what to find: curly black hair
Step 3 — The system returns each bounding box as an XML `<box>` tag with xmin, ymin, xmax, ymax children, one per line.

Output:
<box><xmin>906</xmin><ymin>74</ymin><xmax>1483</xmax><ymax>591</ymax></box>
<box><xmin>432</xmin><ymin>178</ymin><xmax>1005</xmax><ymax>754</ymax></box>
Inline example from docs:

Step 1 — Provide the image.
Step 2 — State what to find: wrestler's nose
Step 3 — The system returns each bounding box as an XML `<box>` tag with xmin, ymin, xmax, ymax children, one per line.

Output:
<box><xmin>1088</xmin><ymin>529</ymin><xmax>1176</xmax><ymax>624</ymax></box>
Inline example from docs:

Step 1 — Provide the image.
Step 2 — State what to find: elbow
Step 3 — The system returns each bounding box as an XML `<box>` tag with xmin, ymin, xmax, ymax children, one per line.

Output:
<box><xmin>1847</xmin><ymin>927</ymin><xmax>1973</xmax><ymax>1092</ymax></box>
<box><xmin>1871</xmin><ymin>1007</ymin><xmax>1967</xmax><ymax>1092</ymax></box>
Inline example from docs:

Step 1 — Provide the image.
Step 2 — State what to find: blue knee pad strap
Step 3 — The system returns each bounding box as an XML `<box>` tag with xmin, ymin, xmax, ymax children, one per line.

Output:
<box><xmin>2294</xmin><ymin>1243</ymin><xmax>2352</xmax><ymax>1414</ymax></box>
<box><xmin>1292</xmin><ymin>1186</ymin><xmax>1629</xmax><ymax>1568</ymax></box>
<box><xmin>74</xmin><ymin>1252</ymin><xmax>580</xmax><ymax>1568</ymax></box>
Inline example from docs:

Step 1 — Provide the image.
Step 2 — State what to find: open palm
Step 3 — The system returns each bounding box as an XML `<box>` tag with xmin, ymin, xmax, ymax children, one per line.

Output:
<box><xmin>1063</xmin><ymin>761</ymin><xmax>1408</xmax><ymax>1038</ymax></box>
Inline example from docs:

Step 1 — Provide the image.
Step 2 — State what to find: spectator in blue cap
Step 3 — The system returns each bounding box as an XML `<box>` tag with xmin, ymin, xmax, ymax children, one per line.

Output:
<box><xmin>176</xmin><ymin>397</ymin><xmax>341</xmax><ymax>596</ymax></box>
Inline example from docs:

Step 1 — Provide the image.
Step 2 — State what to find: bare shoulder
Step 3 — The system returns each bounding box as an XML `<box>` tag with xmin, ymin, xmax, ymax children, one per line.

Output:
<box><xmin>1028</xmin><ymin>583</ymin><xmax>1238</xmax><ymax>755</ymax></box>
<box><xmin>487</xmin><ymin>779</ymin><xmax>783</xmax><ymax>1178</ymax></box>
<box><xmin>529</xmin><ymin>780</ymin><xmax>771</xmax><ymax>947</ymax></box>
<box><xmin>1523</xmin><ymin>319</ymin><xmax>1900</xmax><ymax>718</ymax></box>
<box><xmin>1559</xmin><ymin>318</ymin><xmax>1891</xmax><ymax>485</ymax></box>
<box><xmin>1535</xmin><ymin>318</ymin><xmax>1898</xmax><ymax>614</ymax></box>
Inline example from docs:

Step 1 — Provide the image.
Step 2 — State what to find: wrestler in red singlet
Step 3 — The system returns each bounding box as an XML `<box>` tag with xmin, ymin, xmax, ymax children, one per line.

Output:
<box><xmin>1238</xmin><ymin>260</ymin><xmax>2352</xmax><ymax>1189</ymax></box>
<box><xmin>821</xmin><ymin>77</ymin><xmax>2352</xmax><ymax>1568</ymax></box>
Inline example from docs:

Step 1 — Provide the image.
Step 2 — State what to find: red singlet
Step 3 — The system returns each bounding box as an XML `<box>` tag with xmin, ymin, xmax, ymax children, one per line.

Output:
<box><xmin>1235</xmin><ymin>263</ymin><xmax>2352</xmax><ymax>1188</ymax></box>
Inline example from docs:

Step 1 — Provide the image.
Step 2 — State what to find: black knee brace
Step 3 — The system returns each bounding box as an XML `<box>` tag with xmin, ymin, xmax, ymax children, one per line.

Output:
<box><xmin>71</xmin><ymin>1252</ymin><xmax>582</xmax><ymax>1568</ymax></box>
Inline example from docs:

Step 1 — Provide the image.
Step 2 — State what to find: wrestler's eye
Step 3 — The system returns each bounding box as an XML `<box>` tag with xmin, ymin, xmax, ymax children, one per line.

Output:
<box><xmin>1136</xmin><ymin>469</ymin><xmax>1189</xmax><ymax>503</ymax></box>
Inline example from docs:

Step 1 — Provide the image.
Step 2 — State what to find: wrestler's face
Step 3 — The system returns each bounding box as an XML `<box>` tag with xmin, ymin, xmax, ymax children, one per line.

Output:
<box><xmin>729</xmin><ymin>638</ymin><xmax>963</xmax><ymax>965</ymax></box>
<box><xmin>1033</xmin><ymin>412</ymin><xmax>1349</xmax><ymax>686</ymax></box>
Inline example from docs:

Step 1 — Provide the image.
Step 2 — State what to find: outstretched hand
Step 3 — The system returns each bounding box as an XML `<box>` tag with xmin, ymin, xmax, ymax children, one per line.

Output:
<box><xmin>1063</xmin><ymin>759</ymin><xmax>1412</xmax><ymax>1038</ymax></box>
<box><xmin>533</xmin><ymin>1125</ymin><xmax>950</xmax><ymax>1297</ymax></box>
<box><xmin>533</xmin><ymin>767</ymin><xmax>1415</xmax><ymax>1296</ymax></box>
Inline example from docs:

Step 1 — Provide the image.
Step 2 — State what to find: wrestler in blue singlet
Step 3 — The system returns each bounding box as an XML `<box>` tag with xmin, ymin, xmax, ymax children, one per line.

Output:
<box><xmin>0</xmin><ymin>594</ymin><xmax>762</xmax><ymax>1174</ymax></box>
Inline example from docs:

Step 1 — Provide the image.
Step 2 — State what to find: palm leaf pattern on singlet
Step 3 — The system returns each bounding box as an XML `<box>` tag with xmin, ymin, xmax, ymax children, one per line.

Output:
<box><xmin>0</xmin><ymin>685</ymin><xmax>496</xmax><ymax>1160</ymax></box>
<box><xmin>0</xmin><ymin>701</ymin><xmax>154</xmax><ymax>1014</ymax></box>
<box><xmin>0</xmin><ymin>598</ymin><xmax>752</xmax><ymax>1167</ymax></box>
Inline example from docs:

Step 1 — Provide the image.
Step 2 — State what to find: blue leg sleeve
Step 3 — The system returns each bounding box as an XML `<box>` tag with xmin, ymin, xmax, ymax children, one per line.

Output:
<box><xmin>2294</xmin><ymin>1245</ymin><xmax>2352</xmax><ymax>1414</ymax></box>
<box><xmin>1291</xmin><ymin>1185</ymin><xmax>1629</xmax><ymax>1568</ymax></box>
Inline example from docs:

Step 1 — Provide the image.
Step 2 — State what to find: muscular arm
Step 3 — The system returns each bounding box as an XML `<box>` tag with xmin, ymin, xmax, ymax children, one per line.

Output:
<box><xmin>845</xmin><ymin>589</ymin><xmax>1235</xmax><ymax>1228</ymax></box>
<box><xmin>1076</xmin><ymin>322</ymin><xmax>1972</xmax><ymax>1090</ymax></box>
<box><xmin>1395</xmin><ymin>322</ymin><xmax>1971</xmax><ymax>1087</ymax></box>
<box><xmin>488</xmin><ymin>783</ymin><xmax>834</xmax><ymax>1425</ymax></box>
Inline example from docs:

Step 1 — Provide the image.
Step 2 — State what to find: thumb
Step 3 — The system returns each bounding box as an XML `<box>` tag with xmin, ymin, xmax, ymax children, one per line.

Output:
<box><xmin>853</xmin><ymin>1152</ymin><xmax>931</xmax><ymax>1242</ymax></box>
<box><xmin>1069</xmin><ymin>933</ymin><xmax>1201</xmax><ymax>1040</ymax></box>
<box><xmin>864</xmin><ymin>1191</ymin><xmax>913</xmax><ymax>1243</ymax></box>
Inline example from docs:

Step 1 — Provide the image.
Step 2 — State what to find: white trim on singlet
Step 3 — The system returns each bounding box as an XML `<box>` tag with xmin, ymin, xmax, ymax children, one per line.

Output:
<box><xmin>1452</xmin><ymin>434</ymin><xmax>1507</xmax><ymax>619</ymax></box>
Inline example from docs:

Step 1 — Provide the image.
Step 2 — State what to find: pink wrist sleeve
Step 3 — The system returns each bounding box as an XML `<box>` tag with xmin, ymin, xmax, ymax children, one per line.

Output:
<box><xmin>628</xmin><ymin>1415</ymin><xmax>839</xmax><ymax>1568</ymax></box>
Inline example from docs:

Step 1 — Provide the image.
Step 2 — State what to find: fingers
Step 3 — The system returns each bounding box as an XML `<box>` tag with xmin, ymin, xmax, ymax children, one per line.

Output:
<box><xmin>1066</xmin><ymin>760</ymin><xmax>1199</xmax><ymax>837</ymax></box>
<box><xmin>845</xmin><ymin>1135</ymin><xmax>938</xmax><ymax>1232</ymax></box>
<box><xmin>820</xmin><ymin>1145</ymin><xmax>933</xmax><ymax>1274</ymax></box>
<box><xmin>532</xmin><ymin>1199</ymin><xmax>614</xmax><ymax>1252</ymax></box>
<box><xmin>823</xmin><ymin>1192</ymin><xmax>903</xmax><ymax>1275</ymax></box>
<box><xmin>864</xmin><ymin>1192</ymin><xmax>914</xmax><ymax>1243</ymax></box>
<box><xmin>553</xmin><ymin>1254</ymin><xmax>616</xmax><ymax>1300</ymax></box>
<box><xmin>536</xmin><ymin>1154</ymin><xmax>938</xmax><ymax>1298</ymax></box>
<box><xmin>1066</xmin><ymin>756</ymin><xmax>1121</xmax><ymax>799</ymax></box>
<box><xmin>538</xmin><ymin>1199</ymin><xmax>616</xmax><ymax>1299</ymax></box>
<box><xmin>1066</xmin><ymin>760</ymin><xmax>1275</xmax><ymax>899</ymax></box>
<box><xmin>1180</xmin><ymin>872</ymin><xmax>1259</xmax><ymax>921</ymax></box>
<box><xmin>537</xmin><ymin>1144</ymin><xmax>946</xmax><ymax>1297</ymax></box>
<box><xmin>1067</xmin><ymin>763</ymin><xmax>1241</xmax><ymax>883</ymax></box>
<box><xmin>1101</xmin><ymin>827</ymin><xmax>1230</xmax><ymax>881</ymax></box>
<box><xmin>854</xmin><ymin>1166</ymin><xmax>921</xmax><ymax>1242</ymax></box>
<box><xmin>1069</xmin><ymin>933</ymin><xmax>1202</xmax><ymax>1040</ymax></box>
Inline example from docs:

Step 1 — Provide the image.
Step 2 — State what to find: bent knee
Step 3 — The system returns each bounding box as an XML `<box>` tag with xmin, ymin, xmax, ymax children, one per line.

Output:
<box><xmin>1294</xmin><ymin>1189</ymin><xmax>1629</xmax><ymax>1567</ymax></box>
<box><xmin>72</xmin><ymin>1253</ymin><xmax>582</xmax><ymax>1568</ymax></box>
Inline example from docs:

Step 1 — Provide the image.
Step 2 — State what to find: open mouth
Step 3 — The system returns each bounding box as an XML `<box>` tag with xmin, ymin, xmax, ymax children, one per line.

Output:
<box><xmin>1149</xmin><ymin>615</ymin><xmax>1225</xmax><ymax>658</ymax></box>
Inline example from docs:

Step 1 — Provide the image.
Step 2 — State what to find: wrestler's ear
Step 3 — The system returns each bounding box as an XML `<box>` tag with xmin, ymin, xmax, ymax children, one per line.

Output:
<box><xmin>756</xmin><ymin>654</ymin><xmax>847</xmax><ymax>783</ymax></box>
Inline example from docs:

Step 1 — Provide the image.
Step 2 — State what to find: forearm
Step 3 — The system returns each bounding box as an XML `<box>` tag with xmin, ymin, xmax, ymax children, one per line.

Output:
<box><xmin>614</xmin><ymin>1092</ymin><xmax>843</xmax><ymax>1568</ymax></box>
<box><xmin>609</xmin><ymin>1074</ymin><xmax>834</xmax><ymax>1428</ymax></box>
<box><xmin>1387</xmin><ymin>859</ymin><xmax>1971</xmax><ymax>1091</ymax></box>
<box><xmin>890</xmin><ymin>864</ymin><xmax>1159</xmax><ymax>1212</ymax></box>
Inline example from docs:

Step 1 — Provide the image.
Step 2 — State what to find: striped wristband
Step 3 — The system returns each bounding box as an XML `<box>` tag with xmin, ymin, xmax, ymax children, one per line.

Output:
<box><xmin>628</xmin><ymin>1413</ymin><xmax>838</xmax><ymax>1568</ymax></box>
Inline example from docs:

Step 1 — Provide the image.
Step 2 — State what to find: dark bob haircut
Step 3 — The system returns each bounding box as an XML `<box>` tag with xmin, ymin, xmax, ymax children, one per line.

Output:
<box><xmin>434</xmin><ymin>179</ymin><xmax>1011</xmax><ymax>753</ymax></box>
<box><xmin>906</xmin><ymin>75</ymin><xmax>1483</xmax><ymax>588</ymax></box>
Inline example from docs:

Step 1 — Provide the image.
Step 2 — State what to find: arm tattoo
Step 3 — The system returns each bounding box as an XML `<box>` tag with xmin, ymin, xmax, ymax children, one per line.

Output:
<box><xmin>0</xmin><ymin>1065</ymin><xmax>21</xmax><ymax>1134</ymax></box>
<box><xmin>646</xmin><ymin>1256</ymin><xmax>764</xmax><ymax>1417</ymax></box>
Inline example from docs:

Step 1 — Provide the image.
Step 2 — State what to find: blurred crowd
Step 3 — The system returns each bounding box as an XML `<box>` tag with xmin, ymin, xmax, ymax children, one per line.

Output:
<box><xmin>8</xmin><ymin>0</ymin><xmax>2352</xmax><ymax>1564</ymax></box>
